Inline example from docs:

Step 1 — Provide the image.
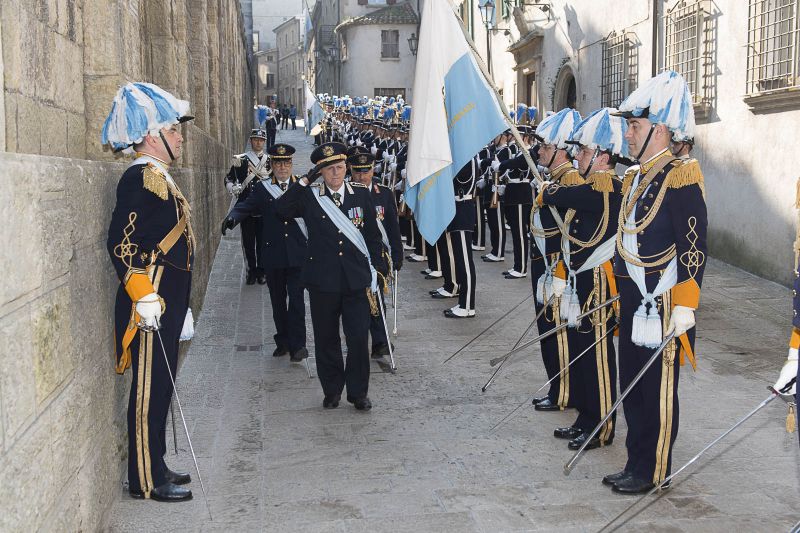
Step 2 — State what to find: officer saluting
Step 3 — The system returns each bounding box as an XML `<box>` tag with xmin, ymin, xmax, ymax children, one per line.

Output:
<box><xmin>276</xmin><ymin>142</ymin><xmax>385</xmax><ymax>411</ymax></box>
<box><xmin>103</xmin><ymin>82</ymin><xmax>195</xmax><ymax>502</ymax></box>
<box><xmin>225</xmin><ymin>129</ymin><xmax>270</xmax><ymax>285</ymax></box>
<box><xmin>347</xmin><ymin>148</ymin><xmax>403</xmax><ymax>358</ymax></box>
<box><xmin>605</xmin><ymin>70</ymin><xmax>708</xmax><ymax>494</ymax></box>
<box><xmin>222</xmin><ymin>143</ymin><xmax>309</xmax><ymax>362</ymax></box>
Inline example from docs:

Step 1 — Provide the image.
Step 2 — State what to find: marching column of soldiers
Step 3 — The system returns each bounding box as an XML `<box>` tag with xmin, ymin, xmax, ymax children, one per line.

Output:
<box><xmin>101</xmin><ymin>71</ymin><xmax>796</xmax><ymax>505</ymax></box>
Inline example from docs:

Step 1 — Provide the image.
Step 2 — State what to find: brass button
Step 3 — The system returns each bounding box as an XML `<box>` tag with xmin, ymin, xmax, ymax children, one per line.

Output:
<box><xmin>639</xmin><ymin>230</ymin><xmax>645</xmax><ymax>235</ymax></box>
<box><xmin>794</xmin><ymin>310</ymin><xmax>797</xmax><ymax>317</ymax></box>
<box><xmin>653</xmin><ymin>182</ymin><xmax>659</xmax><ymax>187</ymax></box>
<box><xmin>338</xmin><ymin>230</ymin><xmax>342</xmax><ymax>234</ymax></box>
<box><xmin>793</xmin><ymin>289</ymin><xmax>797</xmax><ymax>296</ymax></box>
<box><xmin>322</xmin><ymin>215</ymin><xmax>326</xmax><ymax>219</ymax></box>
<box><xmin>339</xmin><ymin>252</ymin><xmax>343</xmax><ymax>256</ymax></box>
<box><xmin>284</xmin><ymin>233</ymin><xmax>288</xmax><ymax>237</ymax></box>
<box><xmin>648</xmin><ymin>193</ymin><xmax>653</xmax><ymax>199</ymax></box>
<box><xmin>795</xmin><ymin>270</ymin><xmax>799</xmax><ymax>278</ymax></box>
<box><xmin>309</xmin><ymin>257</ymin><xmax>313</xmax><ymax>260</ymax></box>
<box><xmin>643</xmin><ymin>206</ymin><xmax>649</xmax><ymax>211</ymax></box>
<box><xmin>339</xmin><ymin>240</ymin><xmax>343</xmax><ymax>245</ymax></box>
<box><xmin>284</xmin><ymin>221</ymin><xmax>288</xmax><ymax>225</ymax></box>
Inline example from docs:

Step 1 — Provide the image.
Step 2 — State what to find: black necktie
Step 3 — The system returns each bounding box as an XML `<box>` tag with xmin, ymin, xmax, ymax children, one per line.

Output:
<box><xmin>332</xmin><ymin>192</ymin><xmax>341</xmax><ymax>206</ymax></box>
<box><xmin>280</xmin><ymin>182</ymin><xmax>287</xmax><ymax>191</ymax></box>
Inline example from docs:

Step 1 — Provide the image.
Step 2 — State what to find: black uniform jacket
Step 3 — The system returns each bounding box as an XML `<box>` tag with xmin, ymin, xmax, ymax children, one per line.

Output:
<box><xmin>369</xmin><ymin>178</ymin><xmax>403</xmax><ymax>269</ymax></box>
<box><xmin>449</xmin><ymin>158</ymin><xmax>478</xmax><ymax>232</ymax></box>
<box><xmin>276</xmin><ymin>180</ymin><xmax>384</xmax><ymax>293</ymax></box>
<box><xmin>530</xmin><ymin>162</ymin><xmax>584</xmax><ymax>259</ymax></box>
<box><xmin>228</xmin><ymin>175</ymin><xmax>308</xmax><ymax>269</ymax></box>
<box><xmin>225</xmin><ymin>152</ymin><xmax>269</xmax><ymax>205</ymax></box>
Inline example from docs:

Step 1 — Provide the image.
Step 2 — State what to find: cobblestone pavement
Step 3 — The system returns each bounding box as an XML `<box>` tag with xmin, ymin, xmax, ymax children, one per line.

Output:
<box><xmin>106</xmin><ymin>126</ymin><xmax>799</xmax><ymax>532</ymax></box>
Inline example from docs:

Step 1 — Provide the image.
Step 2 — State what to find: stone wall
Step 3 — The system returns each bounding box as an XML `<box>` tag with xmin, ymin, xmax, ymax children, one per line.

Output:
<box><xmin>0</xmin><ymin>0</ymin><xmax>252</xmax><ymax>530</ymax></box>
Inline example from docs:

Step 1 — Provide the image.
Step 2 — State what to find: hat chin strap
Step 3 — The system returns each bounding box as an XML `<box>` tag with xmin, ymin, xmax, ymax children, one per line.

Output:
<box><xmin>635</xmin><ymin>125</ymin><xmax>656</xmax><ymax>162</ymax></box>
<box><xmin>159</xmin><ymin>130</ymin><xmax>177</xmax><ymax>162</ymax></box>
<box><xmin>580</xmin><ymin>148</ymin><xmax>600</xmax><ymax>178</ymax></box>
<box><xmin>546</xmin><ymin>146</ymin><xmax>562</xmax><ymax>169</ymax></box>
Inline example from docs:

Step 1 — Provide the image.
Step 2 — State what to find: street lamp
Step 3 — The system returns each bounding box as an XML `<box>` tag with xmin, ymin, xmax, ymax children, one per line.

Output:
<box><xmin>479</xmin><ymin>0</ymin><xmax>495</xmax><ymax>30</ymax></box>
<box><xmin>407</xmin><ymin>32</ymin><xmax>419</xmax><ymax>56</ymax></box>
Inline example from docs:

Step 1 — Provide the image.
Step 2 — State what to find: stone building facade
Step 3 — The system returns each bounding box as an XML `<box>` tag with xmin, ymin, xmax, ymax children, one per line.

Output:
<box><xmin>462</xmin><ymin>0</ymin><xmax>800</xmax><ymax>285</ymax></box>
<box><xmin>0</xmin><ymin>0</ymin><xmax>252</xmax><ymax>530</ymax></box>
<box><xmin>275</xmin><ymin>16</ymin><xmax>305</xmax><ymax>107</ymax></box>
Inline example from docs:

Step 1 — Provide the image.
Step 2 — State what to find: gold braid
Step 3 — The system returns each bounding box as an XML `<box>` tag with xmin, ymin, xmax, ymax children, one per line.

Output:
<box><xmin>561</xmin><ymin>171</ymin><xmax>614</xmax><ymax>253</ymax></box>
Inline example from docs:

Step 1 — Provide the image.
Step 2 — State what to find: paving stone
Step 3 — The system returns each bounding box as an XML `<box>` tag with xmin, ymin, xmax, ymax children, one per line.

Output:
<box><xmin>106</xmin><ymin>126</ymin><xmax>800</xmax><ymax>532</ymax></box>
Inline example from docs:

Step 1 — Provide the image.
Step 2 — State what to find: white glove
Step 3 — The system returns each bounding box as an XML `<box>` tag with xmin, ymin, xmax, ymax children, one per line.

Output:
<box><xmin>356</xmin><ymin>139</ymin><xmax>363</xmax><ymax>146</ymax></box>
<box><xmin>476</xmin><ymin>178</ymin><xmax>485</xmax><ymax>189</ymax></box>
<box><xmin>390</xmin><ymin>162</ymin><xmax>397</xmax><ymax>172</ymax></box>
<box><xmin>225</xmin><ymin>182</ymin><xmax>234</xmax><ymax>195</ymax></box>
<box><xmin>349</xmin><ymin>139</ymin><xmax>355</xmax><ymax>146</ymax></box>
<box><xmin>394</xmin><ymin>181</ymin><xmax>403</xmax><ymax>191</ymax></box>
<box><xmin>666</xmin><ymin>305</ymin><xmax>696</xmax><ymax>337</ymax></box>
<box><xmin>535</xmin><ymin>180</ymin><xmax>552</xmax><ymax>193</ymax></box>
<box><xmin>401</xmin><ymin>169</ymin><xmax>407</xmax><ymax>179</ymax></box>
<box><xmin>382</xmin><ymin>151</ymin><xmax>390</xmax><ymax>161</ymax></box>
<box><xmin>774</xmin><ymin>348</ymin><xmax>798</xmax><ymax>395</ymax></box>
<box><xmin>491</xmin><ymin>159</ymin><xmax>501</xmax><ymax>172</ymax></box>
<box><xmin>370</xmin><ymin>146</ymin><xmax>377</xmax><ymax>155</ymax></box>
<box><xmin>551</xmin><ymin>277</ymin><xmax>567</xmax><ymax>298</ymax></box>
<box><xmin>497</xmin><ymin>185</ymin><xmax>506</xmax><ymax>195</ymax></box>
<box><xmin>136</xmin><ymin>292</ymin><xmax>162</xmax><ymax>329</ymax></box>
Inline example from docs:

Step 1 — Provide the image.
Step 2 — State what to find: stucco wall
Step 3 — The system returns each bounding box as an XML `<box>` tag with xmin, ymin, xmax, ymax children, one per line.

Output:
<box><xmin>0</xmin><ymin>0</ymin><xmax>252</xmax><ymax>530</ymax></box>
<box><xmin>340</xmin><ymin>24</ymin><xmax>417</xmax><ymax>99</ymax></box>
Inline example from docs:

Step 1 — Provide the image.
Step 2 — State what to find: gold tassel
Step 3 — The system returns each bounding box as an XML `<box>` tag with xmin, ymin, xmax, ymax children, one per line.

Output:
<box><xmin>621</xmin><ymin>168</ymin><xmax>638</xmax><ymax>197</ymax></box>
<box><xmin>667</xmin><ymin>159</ymin><xmax>704</xmax><ymax>189</ymax></box>
<box><xmin>787</xmin><ymin>404</ymin><xmax>796</xmax><ymax>433</ymax></box>
<box><xmin>589</xmin><ymin>172</ymin><xmax>615</xmax><ymax>193</ymax></box>
<box><xmin>366</xmin><ymin>288</ymin><xmax>379</xmax><ymax>317</ymax></box>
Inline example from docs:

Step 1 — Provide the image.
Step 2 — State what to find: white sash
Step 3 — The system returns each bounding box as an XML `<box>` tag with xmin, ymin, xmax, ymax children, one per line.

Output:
<box><xmin>623</xmin><ymin>172</ymin><xmax>677</xmax><ymax>348</ymax></box>
<box><xmin>261</xmin><ymin>180</ymin><xmax>308</xmax><ymax>239</ymax></box>
<box><xmin>560</xmin><ymin>236</ymin><xmax>616</xmax><ymax>326</ymax></box>
<box><xmin>312</xmin><ymin>192</ymin><xmax>378</xmax><ymax>292</ymax></box>
<box><xmin>376</xmin><ymin>219</ymin><xmax>390</xmax><ymax>249</ymax></box>
<box><xmin>532</xmin><ymin>210</ymin><xmax>556</xmax><ymax>304</ymax></box>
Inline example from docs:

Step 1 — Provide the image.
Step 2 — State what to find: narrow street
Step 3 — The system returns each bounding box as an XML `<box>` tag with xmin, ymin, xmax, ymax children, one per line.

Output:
<box><xmin>106</xmin><ymin>126</ymin><xmax>799</xmax><ymax>532</ymax></box>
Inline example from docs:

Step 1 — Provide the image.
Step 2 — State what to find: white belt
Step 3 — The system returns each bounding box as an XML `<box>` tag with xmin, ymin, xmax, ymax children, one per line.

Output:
<box><xmin>507</xmin><ymin>178</ymin><xmax>530</xmax><ymax>184</ymax></box>
<box><xmin>455</xmin><ymin>195</ymin><xmax>474</xmax><ymax>201</ymax></box>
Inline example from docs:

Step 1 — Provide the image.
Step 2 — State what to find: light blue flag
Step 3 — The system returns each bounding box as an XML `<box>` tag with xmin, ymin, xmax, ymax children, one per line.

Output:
<box><xmin>405</xmin><ymin>1</ymin><xmax>508</xmax><ymax>244</ymax></box>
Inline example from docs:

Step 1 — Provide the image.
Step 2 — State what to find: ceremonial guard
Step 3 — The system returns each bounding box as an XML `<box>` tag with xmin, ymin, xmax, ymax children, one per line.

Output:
<box><xmin>605</xmin><ymin>71</ymin><xmax>708</xmax><ymax>493</ymax></box>
<box><xmin>529</xmin><ymin>108</ymin><xmax>584</xmax><ymax>412</ymax></box>
<box><xmin>347</xmin><ymin>149</ymin><xmax>403</xmax><ymax>358</ymax></box>
<box><xmin>472</xmin><ymin>143</ymin><xmax>492</xmax><ymax>251</ymax></box>
<box><xmin>225</xmin><ymin>129</ymin><xmax>270</xmax><ymax>285</ymax></box>
<box><xmin>276</xmin><ymin>142</ymin><xmax>385</xmax><ymax>411</ymax></box>
<box><xmin>441</xmin><ymin>158</ymin><xmax>478</xmax><ymax>318</ymax></box>
<box><xmin>265</xmin><ymin>103</ymin><xmax>278</xmax><ymax>147</ymax></box>
<box><xmin>222</xmin><ymin>143</ymin><xmax>309</xmax><ymax>362</ymax></box>
<box><xmin>482</xmin><ymin>131</ymin><xmax>512</xmax><ymax>263</ymax></box>
<box><xmin>540</xmin><ymin>108</ymin><xmax>627</xmax><ymax>450</ymax></box>
<box><xmin>103</xmin><ymin>82</ymin><xmax>195</xmax><ymax>502</ymax></box>
<box><xmin>498</xmin><ymin>124</ymin><xmax>535</xmax><ymax>279</ymax></box>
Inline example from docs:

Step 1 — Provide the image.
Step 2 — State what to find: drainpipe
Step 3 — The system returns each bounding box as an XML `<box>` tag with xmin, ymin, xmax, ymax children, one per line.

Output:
<box><xmin>651</xmin><ymin>0</ymin><xmax>660</xmax><ymax>76</ymax></box>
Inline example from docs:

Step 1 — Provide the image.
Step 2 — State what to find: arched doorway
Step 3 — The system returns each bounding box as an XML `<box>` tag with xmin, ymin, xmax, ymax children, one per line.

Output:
<box><xmin>553</xmin><ymin>64</ymin><xmax>577</xmax><ymax>110</ymax></box>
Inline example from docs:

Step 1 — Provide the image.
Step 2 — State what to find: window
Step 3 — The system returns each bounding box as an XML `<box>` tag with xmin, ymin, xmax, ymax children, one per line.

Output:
<box><xmin>746</xmin><ymin>0</ymin><xmax>799</xmax><ymax>94</ymax></box>
<box><xmin>266</xmin><ymin>74</ymin><xmax>275</xmax><ymax>89</ymax></box>
<box><xmin>381</xmin><ymin>30</ymin><xmax>400</xmax><ymax>58</ymax></box>
<box><xmin>267</xmin><ymin>55</ymin><xmax>274</xmax><ymax>62</ymax></box>
<box><xmin>375</xmin><ymin>88</ymin><xmax>405</xmax><ymax>99</ymax></box>
<box><xmin>253</xmin><ymin>32</ymin><xmax>260</xmax><ymax>52</ymax></box>
<box><xmin>664</xmin><ymin>0</ymin><xmax>713</xmax><ymax>112</ymax></box>
<box><xmin>601</xmin><ymin>31</ymin><xmax>637</xmax><ymax>108</ymax></box>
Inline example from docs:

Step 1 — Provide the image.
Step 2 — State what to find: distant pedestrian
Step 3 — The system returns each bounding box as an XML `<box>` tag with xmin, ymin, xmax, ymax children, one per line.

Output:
<box><xmin>282</xmin><ymin>105</ymin><xmax>290</xmax><ymax>129</ymax></box>
<box><xmin>290</xmin><ymin>104</ymin><xmax>297</xmax><ymax>130</ymax></box>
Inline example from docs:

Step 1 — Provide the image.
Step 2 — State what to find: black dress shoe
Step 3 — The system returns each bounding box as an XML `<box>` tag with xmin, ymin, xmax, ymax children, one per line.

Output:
<box><xmin>443</xmin><ymin>308</ymin><xmax>475</xmax><ymax>318</ymax></box>
<box><xmin>428</xmin><ymin>289</ymin><xmax>439</xmax><ymax>295</ymax></box>
<box><xmin>430</xmin><ymin>291</ymin><xmax>455</xmax><ymax>299</ymax></box>
<box><xmin>289</xmin><ymin>347</ymin><xmax>308</xmax><ymax>362</ymax></box>
<box><xmin>554</xmin><ymin>426</ymin><xmax>582</xmax><ymax>439</ymax></box>
<box><xmin>273</xmin><ymin>346</ymin><xmax>289</xmax><ymax>357</ymax></box>
<box><xmin>531</xmin><ymin>396</ymin><xmax>548</xmax><ymax>405</ymax></box>
<box><xmin>534</xmin><ymin>398</ymin><xmax>561</xmax><ymax>411</ymax></box>
<box><xmin>130</xmin><ymin>482</ymin><xmax>193</xmax><ymax>502</ymax></box>
<box><xmin>348</xmin><ymin>396</ymin><xmax>372</xmax><ymax>411</ymax></box>
<box><xmin>371</xmin><ymin>343</ymin><xmax>392</xmax><ymax>359</ymax></box>
<box><xmin>257</xmin><ymin>274</ymin><xmax>267</xmax><ymax>285</ymax></box>
<box><xmin>612</xmin><ymin>476</ymin><xmax>658</xmax><ymax>494</ymax></box>
<box><xmin>602</xmin><ymin>470</ymin><xmax>631</xmax><ymax>487</ymax></box>
<box><xmin>568</xmin><ymin>432</ymin><xmax>612</xmax><ymax>450</ymax></box>
<box><xmin>323</xmin><ymin>394</ymin><xmax>341</xmax><ymax>409</ymax></box>
<box><xmin>246</xmin><ymin>272</ymin><xmax>256</xmax><ymax>285</ymax></box>
<box><xmin>166</xmin><ymin>468</ymin><xmax>191</xmax><ymax>485</ymax></box>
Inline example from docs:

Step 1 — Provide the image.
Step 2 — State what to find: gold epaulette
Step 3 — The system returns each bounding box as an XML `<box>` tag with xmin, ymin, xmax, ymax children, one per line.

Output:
<box><xmin>142</xmin><ymin>163</ymin><xmax>168</xmax><ymax>200</ymax></box>
<box><xmin>667</xmin><ymin>158</ymin><xmax>704</xmax><ymax>189</ymax></box>
<box><xmin>560</xmin><ymin>168</ymin><xmax>585</xmax><ymax>186</ymax></box>
<box><xmin>621</xmin><ymin>166</ymin><xmax>639</xmax><ymax>197</ymax></box>
<box><xmin>588</xmin><ymin>171</ymin><xmax>617</xmax><ymax>193</ymax></box>
<box><xmin>232</xmin><ymin>154</ymin><xmax>246</xmax><ymax>167</ymax></box>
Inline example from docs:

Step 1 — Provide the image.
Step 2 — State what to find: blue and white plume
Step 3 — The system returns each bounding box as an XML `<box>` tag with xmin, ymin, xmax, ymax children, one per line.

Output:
<box><xmin>569</xmin><ymin>108</ymin><xmax>629</xmax><ymax>158</ymax></box>
<box><xmin>101</xmin><ymin>82</ymin><xmax>190</xmax><ymax>151</ymax></box>
<box><xmin>535</xmin><ymin>108</ymin><xmax>581</xmax><ymax>151</ymax></box>
<box><xmin>515</xmin><ymin>103</ymin><xmax>529</xmax><ymax>124</ymax></box>
<box><xmin>617</xmin><ymin>70</ymin><xmax>695</xmax><ymax>142</ymax></box>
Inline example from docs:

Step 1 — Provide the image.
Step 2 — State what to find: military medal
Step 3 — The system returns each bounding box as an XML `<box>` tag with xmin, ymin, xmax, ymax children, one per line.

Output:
<box><xmin>375</xmin><ymin>205</ymin><xmax>385</xmax><ymax>220</ymax></box>
<box><xmin>348</xmin><ymin>206</ymin><xmax>363</xmax><ymax>227</ymax></box>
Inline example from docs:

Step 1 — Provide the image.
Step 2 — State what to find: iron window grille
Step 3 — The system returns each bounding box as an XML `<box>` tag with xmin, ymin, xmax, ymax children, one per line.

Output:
<box><xmin>746</xmin><ymin>0</ymin><xmax>800</xmax><ymax>94</ymax></box>
<box><xmin>601</xmin><ymin>31</ymin><xmax>637</xmax><ymax>108</ymax></box>
<box><xmin>665</xmin><ymin>0</ymin><xmax>713</xmax><ymax>109</ymax></box>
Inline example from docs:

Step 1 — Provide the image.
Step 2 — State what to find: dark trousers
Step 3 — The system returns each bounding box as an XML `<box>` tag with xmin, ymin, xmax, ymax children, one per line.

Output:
<box><xmin>291</xmin><ymin>117</ymin><xmax>296</xmax><ymax>129</ymax></box>
<box><xmin>399</xmin><ymin>216</ymin><xmax>412</xmax><ymax>247</ymax></box>
<box><xmin>240</xmin><ymin>216</ymin><xmax>264</xmax><ymax>275</ymax></box>
<box><xmin>564</xmin><ymin>268</ymin><xmax>617</xmax><ymax>442</ymax></box>
<box><xmin>618</xmin><ymin>277</ymin><xmax>680</xmax><ymax>483</ymax></box>
<box><xmin>437</xmin><ymin>232</ymin><xmax>457</xmax><ymax>293</ymax></box>
<box><xmin>267</xmin><ymin>129</ymin><xmax>276</xmax><ymax>148</ymax></box>
<box><xmin>369</xmin><ymin>283</ymin><xmax>389</xmax><ymax>348</ymax></box>
<box><xmin>426</xmin><ymin>237</ymin><xmax>441</xmax><ymax>273</ymax></box>
<box><xmin>531</xmin><ymin>255</ymin><xmax>576</xmax><ymax>407</ymax></box>
<box><xmin>265</xmin><ymin>267</ymin><xmax>306</xmax><ymax>352</ymax></box>
<box><xmin>413</xmin><ymin>220</ymin><xmax>427</xmax><ymax>258</ymax></box>
<box><xmin>486</xmin><ymin>203</ymin><xmax>506</xmax><ymax>258</ymax></box>
<box><xmin>309</xmin><ymin>289</ymin><xmax>371</xmax><ymax>399</ymax></box>
<box><xmin>450</xmin><ymin>230</ymin><xmax>476</xmax><ymax>311</ymax></box>
<box><xmin>126</xmin><ymin>265</ymin><xmax>191</xmax><ymax>496</ymax></box>
<box><xmin>473</xmin><ymin>196</ymin><xmax>486</xmax><ymax>247</ymax></box>
<box><xmin>504</xmin><ymin>203</ymin><xmax>532</xmax><ymax>274</ymax></box>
